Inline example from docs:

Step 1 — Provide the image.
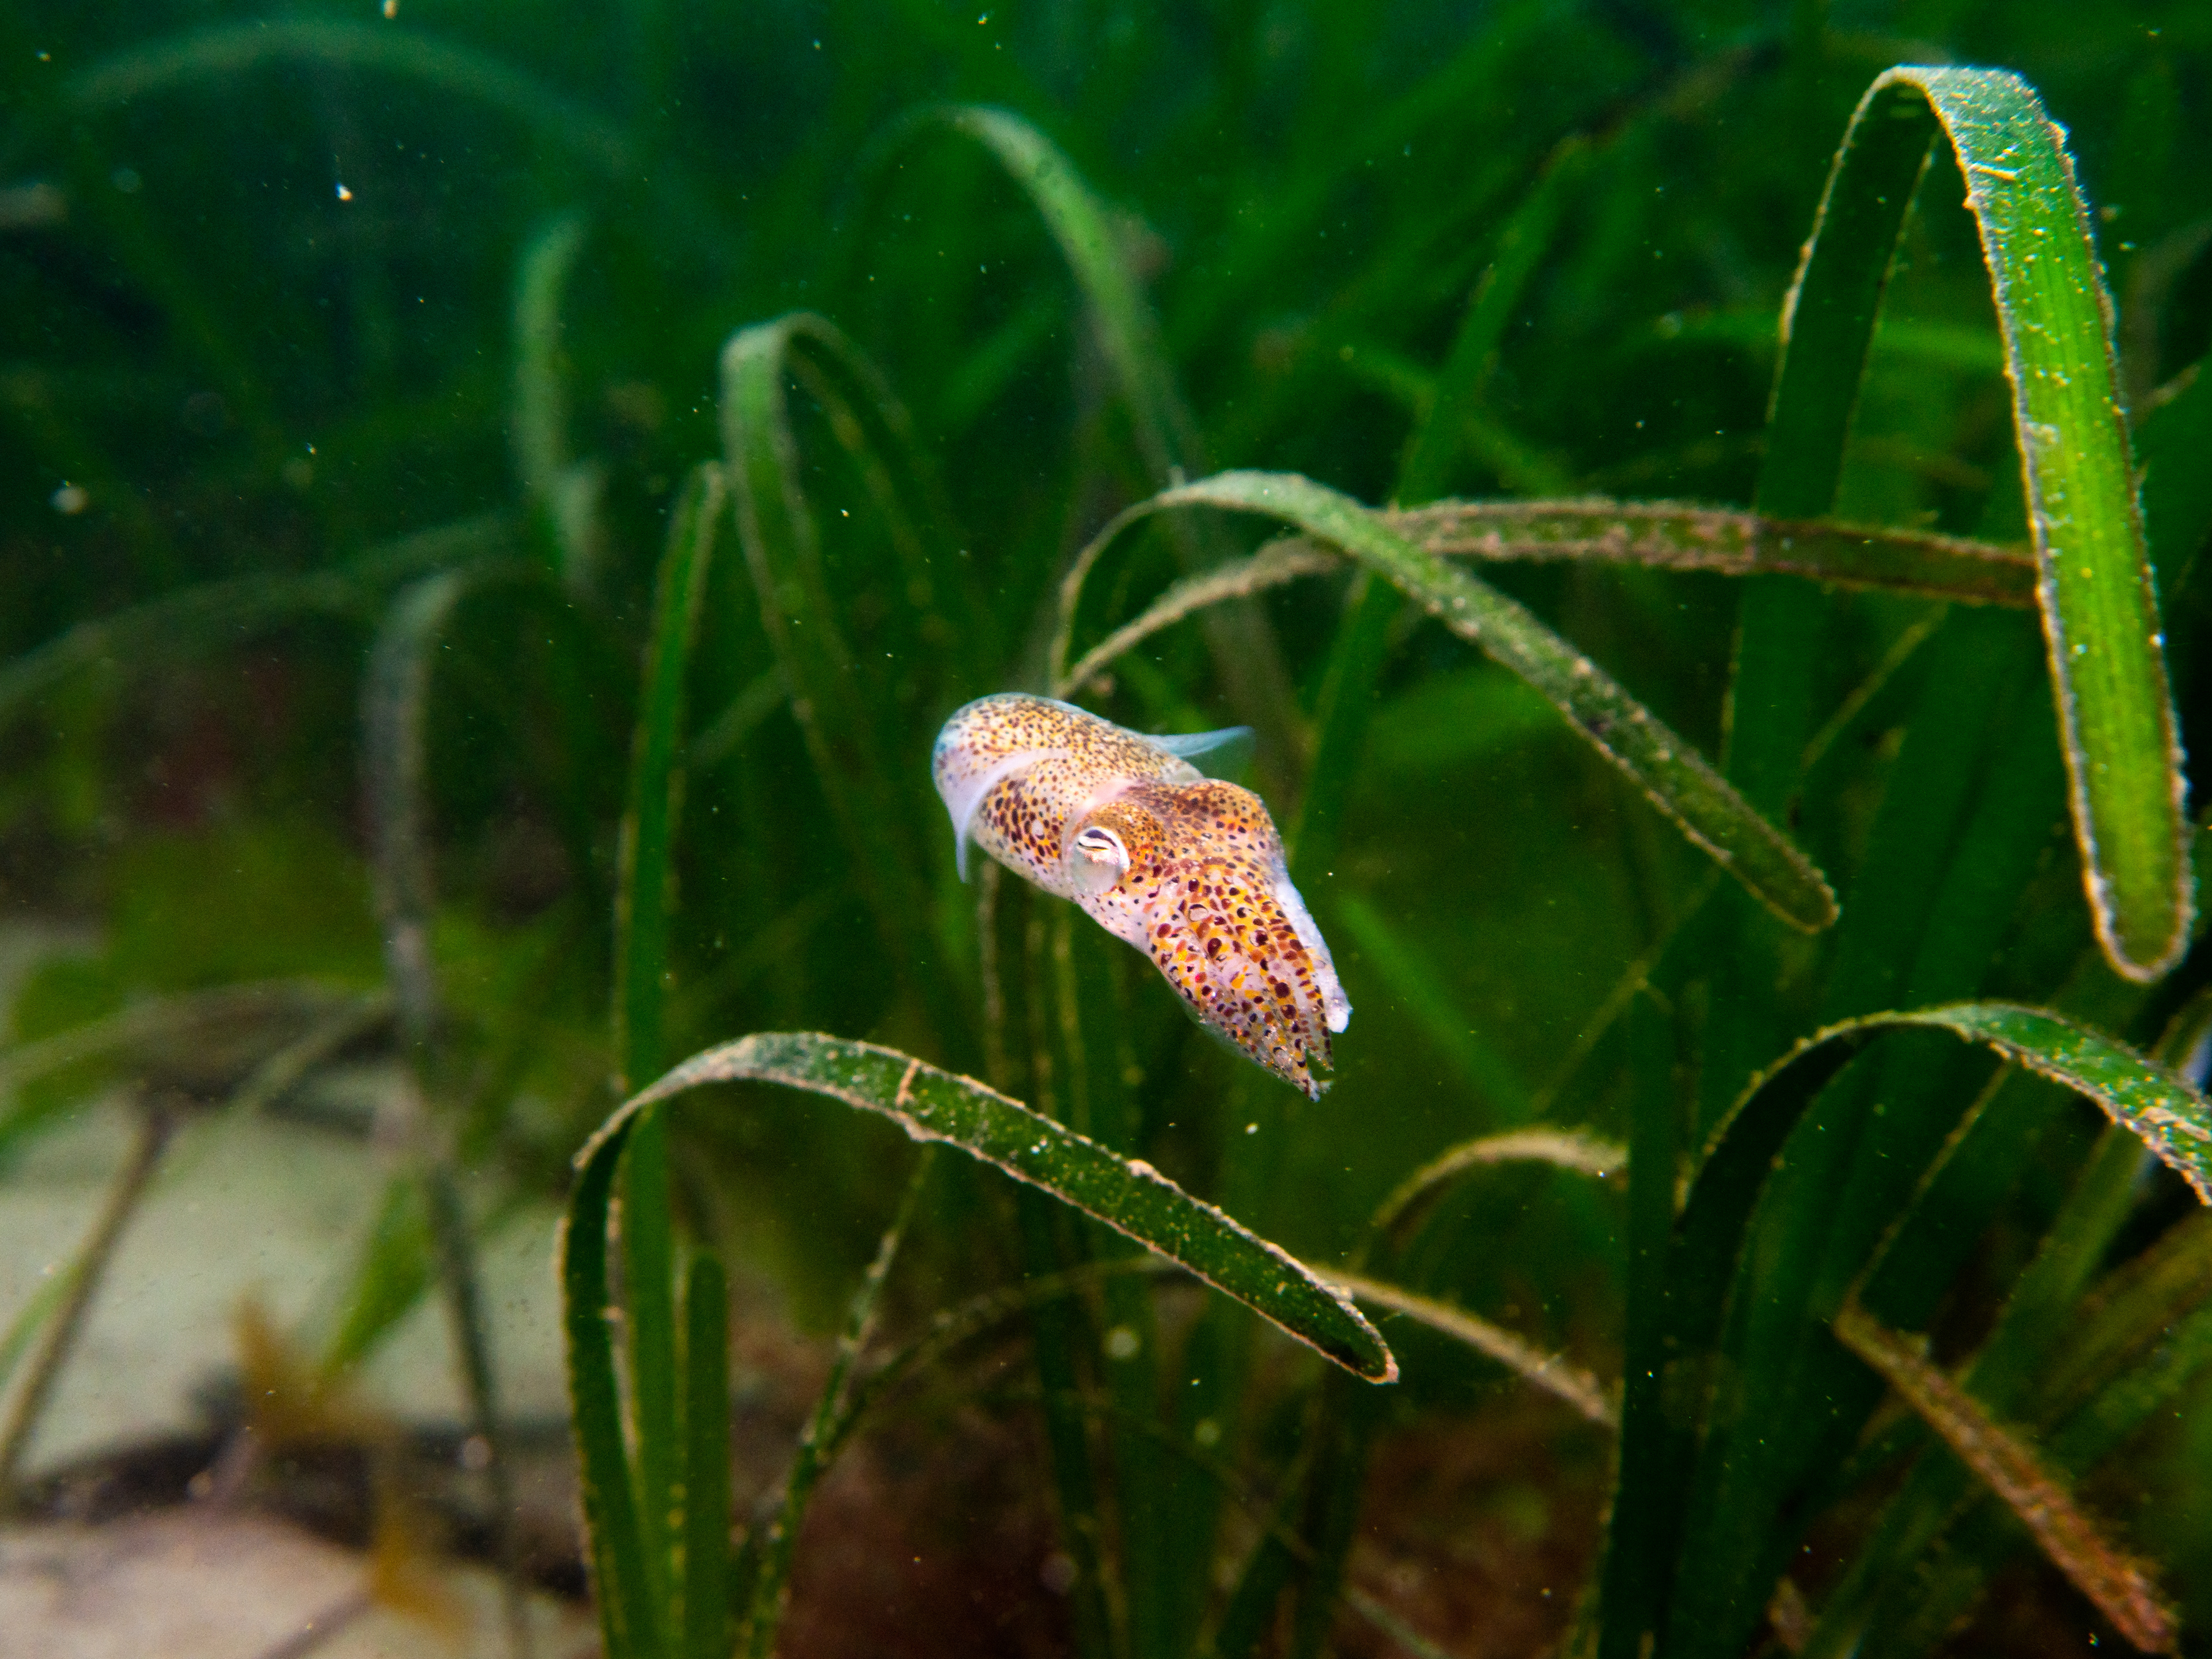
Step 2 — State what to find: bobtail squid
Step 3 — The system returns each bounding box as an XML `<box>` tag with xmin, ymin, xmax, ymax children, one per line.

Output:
<box><xmin>933</xmin><ymin>692</ymin><xmax>1351</xmax><ymax>1098</ymax></box>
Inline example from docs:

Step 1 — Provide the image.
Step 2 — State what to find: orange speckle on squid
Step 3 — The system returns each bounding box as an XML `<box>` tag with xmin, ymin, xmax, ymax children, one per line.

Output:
<box><xmin>934</xmin><ymin>693</ymin><xmax>1350</xmax><ymax>1097</ymax></box>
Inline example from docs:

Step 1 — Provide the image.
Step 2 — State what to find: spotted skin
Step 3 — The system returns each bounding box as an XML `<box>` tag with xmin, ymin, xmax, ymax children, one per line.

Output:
<box><xmin>934</xmin><ymin>694</ymin><xmax>1350</xmax><ymax>1098</ymax></box>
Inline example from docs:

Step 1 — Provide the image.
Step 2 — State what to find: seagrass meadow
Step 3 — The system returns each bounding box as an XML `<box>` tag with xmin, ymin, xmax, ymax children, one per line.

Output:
<box><xmin>4</xmin><ymin>2</ymin><xmax>2212</xmax><ymax>1656</ymax></box>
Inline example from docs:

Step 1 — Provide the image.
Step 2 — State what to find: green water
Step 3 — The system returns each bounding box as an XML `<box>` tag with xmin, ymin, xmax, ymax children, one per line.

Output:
<box><xmin>3</xmin><ymin>3</ymin><xmax>2210</xmax><ymax>1656</ymax></box>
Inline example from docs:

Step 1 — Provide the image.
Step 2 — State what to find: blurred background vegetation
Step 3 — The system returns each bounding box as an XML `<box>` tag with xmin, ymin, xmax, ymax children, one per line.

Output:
<box><xmin>2</xmin><ymin>1</ymin><xmax>2211</xmax><ymax>1656</ymax></box>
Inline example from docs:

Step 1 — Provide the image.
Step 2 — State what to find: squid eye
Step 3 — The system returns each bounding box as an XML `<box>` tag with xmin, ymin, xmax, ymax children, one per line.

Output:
<box><xmin>1069</xmin><ymin>824</ymin><xmax>1130</xmax><ymax>895</ymax></box>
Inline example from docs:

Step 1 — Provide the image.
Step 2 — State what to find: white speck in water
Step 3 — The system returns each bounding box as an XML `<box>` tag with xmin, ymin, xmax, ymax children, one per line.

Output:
<box><xmin>1104</xmin><ymin>1325</ymin><xmax>1141</xmax><ymax>1360</ymax></box>
<box><xmin>336</xmin><ymin>181</ymin><xmax>353</xmax><ymax>202</ymax></box>
<box><xmin>50</xmin><ymin>482</ymin><xmax>88</xmax><ymax>514</ymax></box>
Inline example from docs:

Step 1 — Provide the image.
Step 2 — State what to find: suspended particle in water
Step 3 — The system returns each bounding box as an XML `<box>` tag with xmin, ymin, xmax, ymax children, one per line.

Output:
<box><xmin>335</xmin><ymin>181</ymin><xmax>353</xmax><ymax>202</ymax></box>
<box><xmin>50</xmin><ymin>482</ymin><xmax>88</xmax><ymax>515</ymax></box>
<box><xmin>382</xmin><ymin>0</ymin><xmax>398</xmax><ymax>14</ymax></box>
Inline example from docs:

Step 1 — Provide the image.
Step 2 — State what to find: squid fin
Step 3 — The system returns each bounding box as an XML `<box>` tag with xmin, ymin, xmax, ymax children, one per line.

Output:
<box><xmin>1151</xmin><ymin>725</ymin><xmax>1254</xmax><ymax>778</ymax></box>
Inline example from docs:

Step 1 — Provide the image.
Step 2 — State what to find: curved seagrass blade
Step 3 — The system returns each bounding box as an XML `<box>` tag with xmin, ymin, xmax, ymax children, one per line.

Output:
<box><xmin>1052</xmin><ymin>506</ymin><xmax>2037</xmax><ymax>701</ymax></box>
<box><xmin>858</xmin><ymin>103</ymin><xmax>1307</xmax><ymax>794</ymax></box>
<box><xmin>1054</xmin><ymin>469</ymin><xmax>1838</xmax><ymax>933</ymax></box>
<box><xmin>0</xmin><ymin>513</ymin><xmax>512</xmax><ymax>734</ymax></box>
<box><xmin>1605</xmin><ymin>1001</ymin><xmax>2212</xmax><ymax>1659</ymax></box>
<box><xmin>612</xmin><ymin>463</ymin><xmax>725</xmax><ymax>1094</ymax></box>
<box><xmin>1830</xmin><ymin>1301</ymin><xmax>2176</xmax><ymax>1654</ymax></box>
<box><xmin>1760</xmin><ymin>67</ymin><xmax>2190</xmax><ymax>982</ymax></box>
<box><xmin>589</xmin><ymin>1033</ymin><xmax>1393</xmax><ymax>1381</ymax></box>
<box><xmin>48</xmin><ymin>19</ymin><xmax>739</xmax><ymax>265</ymax></box>
<box><xmin>561</xmin><ymin>1028</ymin><xmax>1396</xmax><ymax>1625</ymax></box>
<box><xmin>718</xmin><ymin>312</ymin><xmax>976</xmax><ymax>1050</ymax></box>
<box><xmin>1677</xmin><ymin>1007</ymin><xmax>2212</xmax><ymax>1347</ymax></box>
